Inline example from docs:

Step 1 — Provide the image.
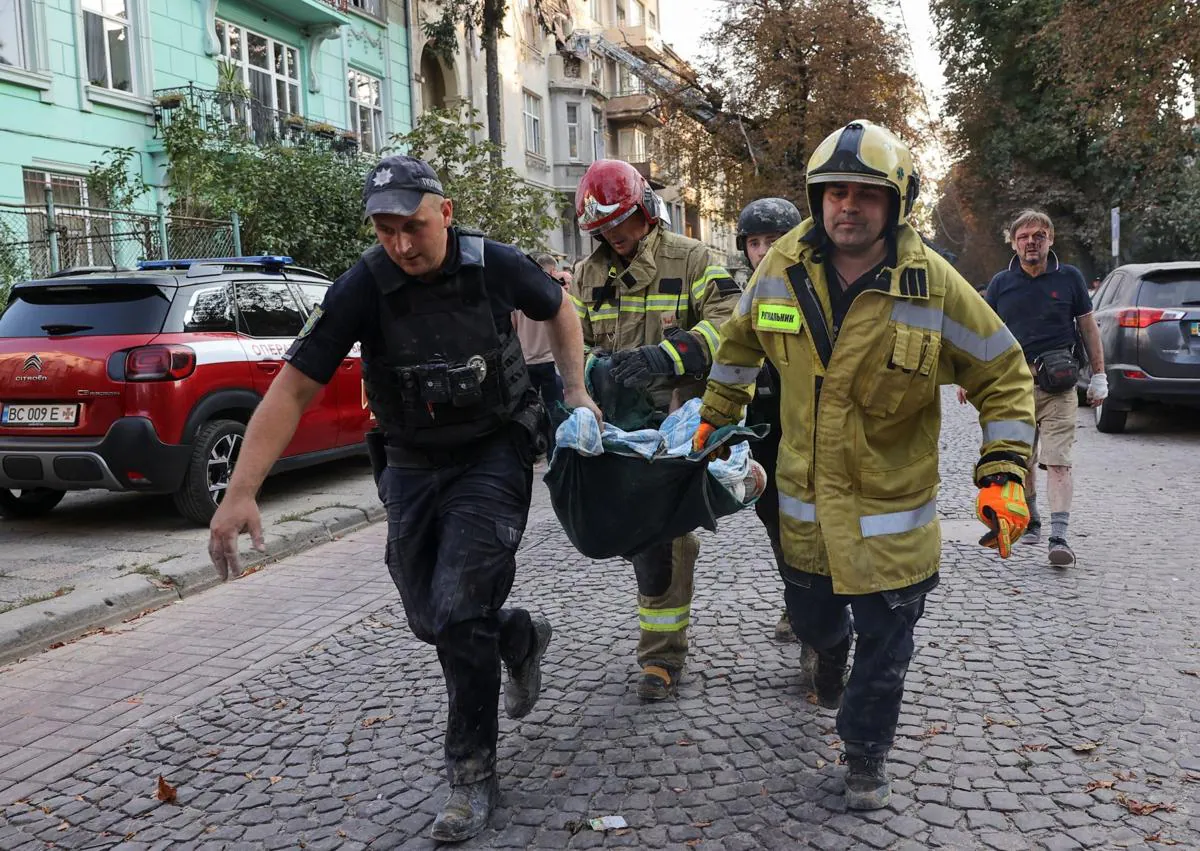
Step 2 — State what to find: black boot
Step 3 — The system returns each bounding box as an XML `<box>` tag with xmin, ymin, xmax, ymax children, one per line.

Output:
<box><xmin>430</xmin><ymin>774</ymin><xmax>498</xmax><ymax>843</ymax></box>
<box><xmin>813</xmin><ymin>636</ymin><xmax>850</xmax><ymax>709</ymax></box>
<box><xmin>635</xmin><ymin>661</ymin><xmax>681</xmax><ymax>701</ymax></box>
<box><xmin>504</xmin><ymin>616</ymin><xmax>552</xmax><ymax>719</ymax></box>
<box><xmin>845</xmin><ymin>754</ymin><xmax>891</xmax><ymax>810</ymax></box>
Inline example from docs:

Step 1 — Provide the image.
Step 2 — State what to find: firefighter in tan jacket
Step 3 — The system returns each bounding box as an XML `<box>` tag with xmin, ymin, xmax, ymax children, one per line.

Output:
<box><xmin>569</xmin><ymin>159</ymin><xmax>739</xmax><ymax>701</ymax></box>
<box><xmin>694</xmin><ymin>121</ymin><xmax>1035</xmax><ymax>809</ymax></box>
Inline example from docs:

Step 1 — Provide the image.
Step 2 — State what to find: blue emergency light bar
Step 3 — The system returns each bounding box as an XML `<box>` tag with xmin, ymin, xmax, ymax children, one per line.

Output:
<box><xmin>137</xmin><ymin>255</ymin><xmax>295</xmax><ymax>272</ymax></box>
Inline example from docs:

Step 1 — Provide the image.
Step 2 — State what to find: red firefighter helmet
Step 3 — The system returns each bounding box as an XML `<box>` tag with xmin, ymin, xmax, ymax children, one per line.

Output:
<box><xmin>575</xmin><ymin>159</ymin><xmax>659</xmax><ymax>235</ymax></box>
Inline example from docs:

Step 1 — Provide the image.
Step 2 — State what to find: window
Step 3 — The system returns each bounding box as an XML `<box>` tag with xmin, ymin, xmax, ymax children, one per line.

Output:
<box><xmin>216</xmin><ymin>19</ymin><xmax>301</xmax><ymax>142</ymax></box>
<box><xmin>82</xmin><ymin>0</ymin><xmax>132</xmax><ymax>92</ymax></box>
<box><xmin>589</xmin><ymin>54</ymin><xmax>603</xmax><ymax>88</ymax></box>
<box><xmin>630</xmin><ymin>0</ymin><xmax>642</xmax><ymax>26</ymax></box>
<box><xmin>1</xmin><ymin>0</ymin><xmax>28</xmax><ymax>68</ymax></box>
<box><xmin>522</xmin><ymin>0</ymin><xmax>539</xmax><ymax>46</ymax></box>
<box><xmin>348</xmin><ymin>69</ymin><xmax>384</xmax><ymax>153</ymax></box>
<box><xmin>523</xmin><ymin>90</ymin><xmax>543</xmax><ymax>156</ymax></box>
<box><xmin>1137</xmin><ymin>274</ymin><xmax>1200</xmax><ymax>308</ymax></box>
<box><xmin>589</xmin><ymin>0</ymin><xmax>603</xmax><ymax>24</ymax></box>
<box><xmin>615</xmin><ymin>0</ymin><xmax>625</xmax><ymax>26</ymax></box>
<box><xmin>184</xmin><ymin>286</ymin><xmax>236</xmax><ymax>333</ymax></box>
<box><xmin>346</xmin><ymin>0</ymin><xmax>383</xmax><ymax>17</ymax></box>
<box><xmin>592</xmin><ymin>107</ymin><xmax>604</xmax><ymax>158</ymax></box>
<box><xmin>648</xmin><ymin>9</ymin><xmax>657</xmax><ymax>29</ymax></box>
<box><xmin>566</xmin><ymin>103</ymin><xmax>580</xmax><ymax>160</ymax></box>
<box><xmin>294</xmin><ymin>284</ymin><xmax>330</xmax><ymax>313</ymax></box>
<box><xmin>0</xmin><ymin>284</ymin><xmax>171</xmax><ymax>338</ymax></box>
<box><xmin>618</xmin><ymin>127</ymin><xmax>646</xmax><ymax>161</ymax></box>
<box><xmin>618</xmin><ymin>63</ymin><xmax>643</xmax><ymax>95</ymax></box>
<box><xmin>234</xmin><ymin>282</ymin><xmax>306</xmax><ymax>338</ymax></box>
<box><xmin>22</xmin><ymin>169</ymin><xmax>115</xmax><ymax>270</ymax></box>
<box><xmin>605</xmin><ymin>58</ymin><xmax>618</xmax><ymax>94</ymax></box>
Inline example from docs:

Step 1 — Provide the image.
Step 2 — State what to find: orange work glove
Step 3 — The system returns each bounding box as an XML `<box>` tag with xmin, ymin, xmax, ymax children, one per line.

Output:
<box><xmin>691</xmin><ymin>421</ymin><xmax>729</xmax><ymax>461</ymax></box>
<box><xmin>975</xmin><ymin>479</ymin><xmax>1030</xmax><ymax>559</ymax></box>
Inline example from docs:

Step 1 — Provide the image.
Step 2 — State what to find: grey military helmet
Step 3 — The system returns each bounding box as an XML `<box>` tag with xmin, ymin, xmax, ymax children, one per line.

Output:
<box><xmin>736</xmin><ymin>198</ymin><xmax>803</xmax><ymax>253</ymax></box>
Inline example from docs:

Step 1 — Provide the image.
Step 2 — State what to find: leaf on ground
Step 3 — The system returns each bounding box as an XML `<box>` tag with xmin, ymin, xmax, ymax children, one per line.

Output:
<box><xmin>693</xmin><ymin>820</ymin><xmax>712</xmax><ymax>828</ymax></box>
<box><xmin>155</xmin><ymin>776</ymin><xmax>177</xmax><ymax>804</ymax></box>
<box><xmin>676</xmin><ymin>738</ymin><xmax>693</xmax><ymax>746</ymax></box>
<box><xmin>269</xmin><ymin>776</ymin><xmax>282</xmax><ymax>785</ymax></box>
<box><xmin>815</xmin><ymin>759</ymin><xmax>826</xmax><ymax>768</ymax></box>
<box><xmin>922</xmin><ymin>724</ymin><xmax>947</xmax><ymax>739</ymax></box>
<box><xmin>984</xmin><ymin>715</ymin><xmax>1019</xmax><ymax>728</ymax></box>
<box><xmin>1114</xmin><ymin>770</ymin><xmax>1137</xmax><ymax>781</ymax></box>
<box><xmin>1071</xmin><ymin>741</ymin><xmax>1100</xmax><ymax>753</ymax></box>
<box><xmin>1084</xmin><ymin>779</ymin><xmax>1115</xmax><ymax>792</ymax></box>
<box><xmin>58</xmin><ymin>821</ymin><xmax>70</xmax><ymax>831</ymax></box>
<box><xmin>1117</xmin><ymin>793</ymin><xmax>1176</xmax><ymax>816</ymax></box>
<box><xmin>1182</xmin><ymin>773</ymin><xmax>1200</xmax><ymax>784</ymax></box>
<box><xmin>244</xmin><ymin>772</ymin><xmax>257</xmax><ymax>781</ymax></box>
<box><xmin>273</xmin><ymin>700</ymin><xmax>288</xmax><ymax>710</ymax></box>
<box><xmin>685</xmin><ymin>840</ymin><xmax>701</xmax><ymax>848</ymax></box>
<box><xmin>804</xmin><ymin>692</ymin><xmax>819</xmax><ymax>706</ymax></box>
<box><xmin>361</xmin><ymin>714</ymin><xmax>393</xmax><ymax>728</ymax></box>
<box><xmin>551</xmin><ymin>769</ymin><xmax>566</xmax><ymax>779</ymax></box>
<box><xmin>1145</xmin><ymin>832</ymin><xmax>1179</xmax><ymax>845</ymax></box>
<box><xmin>1019</xmin><ymin>743</ymin><xmax>1049</xmax><ymax>752</ymax></box>
<box><xmin>1179</xmin><ymin>670</ymin><xmax>1200</xmax><ymax>677</ymax></box>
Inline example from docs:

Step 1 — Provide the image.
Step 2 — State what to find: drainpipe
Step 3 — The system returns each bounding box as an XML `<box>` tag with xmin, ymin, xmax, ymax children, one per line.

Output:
<box><xmin>402</xmin><ymin>0</ymin><xmax>419</xmax><ymax>129</ymax></box>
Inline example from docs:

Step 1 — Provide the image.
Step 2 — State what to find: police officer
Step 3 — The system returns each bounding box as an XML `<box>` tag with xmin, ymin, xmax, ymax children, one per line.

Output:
<box><xmin>694</xmin><ymin>121</ymin><xmax>1035</xmax><ymax>809</ymax></box>
<box><xmin>569</xmin><ymin>159</ymin><xmax>739</xmax><ymax>701</ymax></box>
<box><xmin>207</xmin><ymin>155</ymin><xmax>601</xmax><ymax>843</ymax></box>
<box><xmin>736</xmin><ymin>198</ymin><xmax>810</xmax><ymax>648</ymax></box>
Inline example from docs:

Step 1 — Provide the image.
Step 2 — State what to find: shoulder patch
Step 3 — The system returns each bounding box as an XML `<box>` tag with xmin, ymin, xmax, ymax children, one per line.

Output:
<box><xmin>298</xmin><ymin>305</ymin><xmax>323</xmax><ymax>339</ymax></box>
<box><xmin>714</xmin><ymin>275</ymin><xmax>741</xmax><ymax>296</ymax></box>
<box><xmin>659</xmin><ymin>277</ymin><xmax>684</xmax><ymax>295</ymax></box>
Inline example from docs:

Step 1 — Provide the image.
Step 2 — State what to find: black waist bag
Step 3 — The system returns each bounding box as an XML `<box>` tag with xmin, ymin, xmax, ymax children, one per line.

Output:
<box><xmin>1033</xmin><ymin>348</ymin><xmax>1079</xmax><ymax>394</ymax></box>
<box><xmin>544</xmin><ymin>452</ymin><xmax>745</xmax><ymax>560</ymax></box>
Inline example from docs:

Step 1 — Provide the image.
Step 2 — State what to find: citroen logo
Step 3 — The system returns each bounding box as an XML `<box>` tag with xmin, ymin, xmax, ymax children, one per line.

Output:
<box><xmin>22</xmin><ymin>355</ymin><xmax>43</xmax><ymax>373</ymax></box>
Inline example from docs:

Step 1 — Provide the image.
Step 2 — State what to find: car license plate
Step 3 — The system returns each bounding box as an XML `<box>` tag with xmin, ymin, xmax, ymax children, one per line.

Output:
<box><xmin>1</xmin><ymin>403</ymin><xmax>79</xmax><ymax>427</ymax></box>
<box><xmin>1191</xmin><ymin>321</ymin><xmax>1200</xmax><ymax>336</ymax></box>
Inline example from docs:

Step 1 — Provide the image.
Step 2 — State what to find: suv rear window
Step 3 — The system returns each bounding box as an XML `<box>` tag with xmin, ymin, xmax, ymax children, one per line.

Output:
<box><xmin>0</xmin><ymin>284</ymin><xmax>171</xmax><ymax>337</ymax></box>
<box><xmin>1137</xmin><ymin>274</ymin><xmax>1200</xmax><ymax>308</ymax></box>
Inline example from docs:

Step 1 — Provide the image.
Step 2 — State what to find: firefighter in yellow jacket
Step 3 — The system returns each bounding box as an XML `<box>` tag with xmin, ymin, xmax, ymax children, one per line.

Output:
<box><xmin>569</xmin><ymin>159</ymin><xmax>739</xmax><ymax>701</ymax></box>
<box><xmin>694</xmin><ymin>121</ymin><xmax>1035</xmax><ymax>809</ymax></box>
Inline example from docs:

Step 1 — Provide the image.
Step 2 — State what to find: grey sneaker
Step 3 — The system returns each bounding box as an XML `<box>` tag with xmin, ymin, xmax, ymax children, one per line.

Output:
<box><xmin>430</xmin><ymin>774</ymin><xmax>498</xmax><ymax>843</ymax></box>
<box><xmin>1021</xmin><ymin>521</ymin><xmax>1042</xmax><ymax>545</ymax></box>
<box><xmin>774</xmin><ymin>609</ymin><xmax>796</xmax><ymax>642</ymax></box>
<box><xmin>1048</xmin><ymin>536</ymin><xmax>1075</xmax><ymax>567</ymax></box>
<box><xmin>504</xmin><ymin>616</ymin><xmax>552</xmax><ymax>719</ymax></box>
<box><xmin>845</xmin><ymin>755</ymin><xmax>891</xmax><ymax>810</ymax></box>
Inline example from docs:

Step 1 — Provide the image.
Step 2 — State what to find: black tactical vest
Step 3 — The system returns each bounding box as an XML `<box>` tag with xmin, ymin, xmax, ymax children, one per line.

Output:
<box><xmin>359</xmin><ymin>232</ymin><xmax>533</xmax><ymax>450</ymax></box>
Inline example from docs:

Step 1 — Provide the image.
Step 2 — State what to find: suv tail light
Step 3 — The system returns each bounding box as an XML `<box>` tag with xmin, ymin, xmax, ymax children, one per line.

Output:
<box><xmin>125</xmin><ymin>345</ymin><xmax>196</xmax><ymax>381</ymax></box>
<box><xmin>1117</xmin><ymin>308</ymin><xmax>1186</xmax><ymax>328</ymax></box>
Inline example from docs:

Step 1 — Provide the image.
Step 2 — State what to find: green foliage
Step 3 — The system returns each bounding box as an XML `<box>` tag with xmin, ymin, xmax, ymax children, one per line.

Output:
<box><xmin>159</xmin><ymin>106</ymin><xmax>375</xmax><ymax>278</ymax></box>
<box><xmin>0</xmin><ymin>219</ymin><xmax>28</xmax><ymax>308</ymax></box>
<box><xmin>422</xmin><ymin>0</ymin><xmax>508</xmax><ymax>61</ymax></box>
<box><xmin>389</xmin><ymin>107</ymin><xmax>557</xmax><ymax>250</ymax></box>
<box><xmin>87</xmin><ymin>146</ymin><xmax>149</xmax><ymax>211</ymax></box>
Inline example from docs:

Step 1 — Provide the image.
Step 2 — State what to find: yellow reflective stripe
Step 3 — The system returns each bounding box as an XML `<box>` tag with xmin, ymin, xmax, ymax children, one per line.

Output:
<box><xmin>659</xmin><ymin>340</ymin><xmax>685</xmax><ymax>375</ymax></box>
<box><xmin>690</xmin><ymin>265</ymin><xmax>730</xmax><ymax>300</ymax></box>
<box><xmin>691</xmin><ymin>319</ymin><xmax>720</xmax><ymax>355</ymax></box>
<box><xmin>568</xmin><ymin>293</ymin><xmax>588</xmax><ymax>318</ymax></box>
<box><xmin>589</xmin><ymin>306</ymin><xmax>618</xmax><ymax>321</ymax></box>
<box><xmin>646</xmin><ymin>294</ymin><xmax>681</xmax><ymax>310</ymax></box>
<box><xmin>639</xmin><ymin>604</ymin><xmax>690</xmax><ymax>632</ymax></box>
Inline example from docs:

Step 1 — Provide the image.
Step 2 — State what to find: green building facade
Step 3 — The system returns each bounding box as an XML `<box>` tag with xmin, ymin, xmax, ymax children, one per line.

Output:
<box><xmin>0</xmin><ymin>0</ymin><xmax>414</xmax><ymax>212</ymax></box>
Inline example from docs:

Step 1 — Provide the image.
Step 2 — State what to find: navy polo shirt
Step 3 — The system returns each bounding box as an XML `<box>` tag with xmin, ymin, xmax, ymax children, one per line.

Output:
<box><xmin>984</xmin><ymin>252</ymin><xmax>1092</xmax><ymax>362</ymax></box>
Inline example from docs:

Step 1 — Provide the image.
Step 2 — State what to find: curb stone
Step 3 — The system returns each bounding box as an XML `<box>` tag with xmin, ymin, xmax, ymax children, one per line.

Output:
<box><xmin>0</xmin><ymin>503</ymin><xmax>386</xmax><ymax>666</ymax></box>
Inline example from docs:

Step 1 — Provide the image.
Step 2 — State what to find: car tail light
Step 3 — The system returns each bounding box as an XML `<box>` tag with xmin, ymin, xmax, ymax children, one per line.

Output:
<box><xmin>1121</xmin><ymin>370</ymin><xmax>1148</xmax><ymax>380</ymax></box>
<box><xmin>125</xmin><ymin>345</ymin><xmax>196</xmax><ymax>381</ymax></box>
<box><xmin>1117</xmin><ymin>308</ymin><xmax>1186</xmax><ymax>328</ymax></box>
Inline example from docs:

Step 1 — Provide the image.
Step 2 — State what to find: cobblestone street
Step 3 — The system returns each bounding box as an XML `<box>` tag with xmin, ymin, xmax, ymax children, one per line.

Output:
<box><xmin>0</xmin><ymin>391</ymin><xmax>1197</xmax><ymax>850</ymax></box>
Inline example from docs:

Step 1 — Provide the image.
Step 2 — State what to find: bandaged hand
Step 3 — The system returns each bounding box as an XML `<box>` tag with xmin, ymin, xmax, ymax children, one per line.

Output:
<box><xmin>1087</xmin><ymin>372</ymin><xmax>1108</xmax><ymax>406</ymax></box>
<box><xmin>975</xmin><ymin>477</ymin><xmax>1029</xmax><ymax>559</ymax></box>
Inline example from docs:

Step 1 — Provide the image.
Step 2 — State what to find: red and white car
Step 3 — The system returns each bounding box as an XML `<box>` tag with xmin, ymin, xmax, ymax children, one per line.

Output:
<box><xmin>0</xmin><ymin>256</ymin><xmax>372</xmax><ymax>524</ymax></box>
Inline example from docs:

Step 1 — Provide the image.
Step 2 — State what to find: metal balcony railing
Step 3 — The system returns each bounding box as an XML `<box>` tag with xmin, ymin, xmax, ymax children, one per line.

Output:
<box><xmin>152</xmin><ymin>85</ymin><xmax>361</xmax><ymax>154</ymax></box>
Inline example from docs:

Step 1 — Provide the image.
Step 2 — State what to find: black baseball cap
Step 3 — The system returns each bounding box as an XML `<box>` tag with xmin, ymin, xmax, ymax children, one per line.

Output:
<box><xmin>363</xmin><ymin>155</ymin><xmax>445</xmax><ymax>219</ymax></box>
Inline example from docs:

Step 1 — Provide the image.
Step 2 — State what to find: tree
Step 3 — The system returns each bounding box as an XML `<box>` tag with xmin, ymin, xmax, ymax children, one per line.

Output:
<box><xmin>648</xmin><ymin>0</ymin><xmax>923</xmax><ymax>220</ymax></box>
<box><xmin>391</xmin><ymin>107</ymin><xmax>557</xmax><ymax>248</ymax></box>
<box><xmin>423</xmin><ymin>0</ymin><xmax>510</xmax><ymax>163</ymax></box>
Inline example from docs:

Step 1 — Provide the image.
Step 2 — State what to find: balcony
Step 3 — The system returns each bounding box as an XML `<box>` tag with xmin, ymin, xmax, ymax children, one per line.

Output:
<box><xmin>603</xmin><ymin>22</ymin><xmax>663</xmax><ymax>59</ymax></box>
<box><xmin>250</xmin><ymin>0</ymin><xmax>351</xmax><ymax>26</ymax></box>
<box><xmin>152</xmin><ymin>85</ymin><xmax>361</xmax><ymax>154</ymax></box>
<box><xmin>630</xmin><ymin>160</ymin><xmax>666</xmax><ymax>188</ymax></box>
<box><xmin>604</xmin><ymin>90</ymin><xmax>660</xmax><ymax>127</ymax></box>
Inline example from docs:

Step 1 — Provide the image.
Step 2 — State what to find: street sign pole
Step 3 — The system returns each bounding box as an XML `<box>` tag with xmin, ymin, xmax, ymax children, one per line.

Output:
<box><xmin>1110</xmin><ymin>206</ymin><xmax>1120</xmax><ymax>265</ymax></box>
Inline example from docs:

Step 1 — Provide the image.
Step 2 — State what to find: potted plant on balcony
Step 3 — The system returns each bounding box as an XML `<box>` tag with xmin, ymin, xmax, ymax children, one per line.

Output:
<box><xmin>335</xmin><ymin>129</ymin><xmax>360</xmax><ymax>154</ymax></box>
<box><xmin>155</xmin><ymin>91</ymin><xmax>185</xmax><ymax>110</ymax></box>
<box><xmin>284</xmin><ymin>113</ymin><xmax>305</xmax><ymax>129</ymax></box>
<box><xmin>309</xmin><ymin>121</ymin><xmax>338</xmax><ymax>140</ymax></box>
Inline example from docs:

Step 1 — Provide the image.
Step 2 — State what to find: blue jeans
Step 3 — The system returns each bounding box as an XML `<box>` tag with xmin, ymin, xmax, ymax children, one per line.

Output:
<box><xmin>781</xmin><ymin>567</ymin><xmax>936</xmax><ymax>758</ymax></box>
<box><xmin>378</xmin><ymin>425</ymin><xmax>537</xmax><ymax>784</ymax></box>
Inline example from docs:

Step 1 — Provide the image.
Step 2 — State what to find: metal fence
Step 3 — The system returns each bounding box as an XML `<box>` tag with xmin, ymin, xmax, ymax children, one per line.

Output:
<box><xmin>0</xmin><ymin>200</ymin><xmax>240</xmax><ymax>283</ymax></box>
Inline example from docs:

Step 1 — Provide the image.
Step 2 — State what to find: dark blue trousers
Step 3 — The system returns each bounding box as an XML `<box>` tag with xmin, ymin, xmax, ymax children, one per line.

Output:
<box><xmin>378</xmin><ymin>426</ymin><xmax>536</xmax><ymax>785</ymax></box>
<box><xmin>781</xmin><ymin>567</ymin><xmax>936</xmax><ymax>759</ymax></box>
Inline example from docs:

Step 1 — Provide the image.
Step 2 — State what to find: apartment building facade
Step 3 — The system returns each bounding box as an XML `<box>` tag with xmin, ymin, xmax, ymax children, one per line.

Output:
<box><xmin>410</xmin><ymin>0</ymin><xmax>738</xmax><ymax>268</ymax></box>
<box><xmin>0</xmin><ymin>0</ymin><xmax>415</xmax><ymax>211</ymax></box>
